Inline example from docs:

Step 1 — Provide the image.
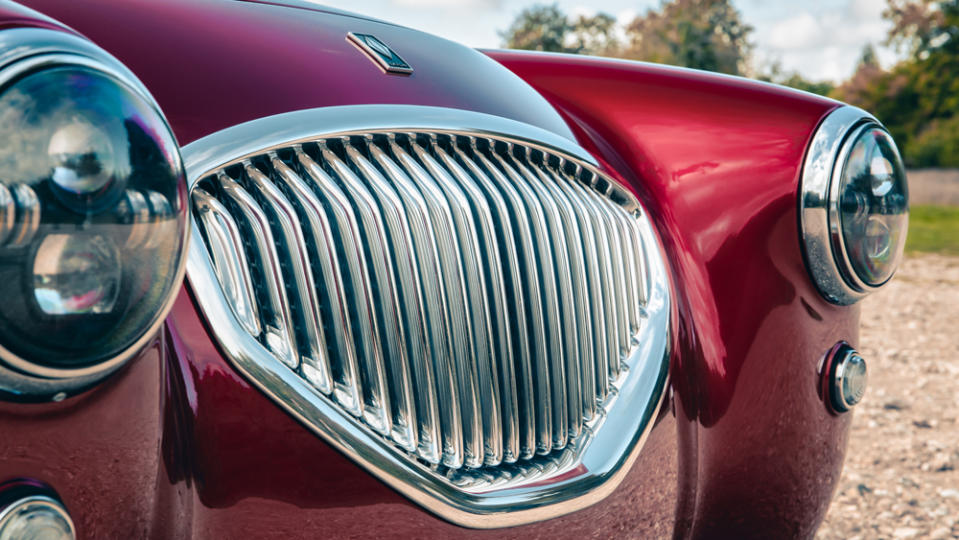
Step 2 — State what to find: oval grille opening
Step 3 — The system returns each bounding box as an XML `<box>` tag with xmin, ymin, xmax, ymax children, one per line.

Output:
<box><xmin>185</xmin><ymin>106</ymin><xmax>669</xmax><ymax>527</ymax></box>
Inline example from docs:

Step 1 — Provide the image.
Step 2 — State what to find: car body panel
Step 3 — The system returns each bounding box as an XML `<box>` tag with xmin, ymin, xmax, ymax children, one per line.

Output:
<box><xmin>19</xmin><ymin>0</ymin><xmax>574</xmax><ymax>147</ymax></box>
<box><xmin>0</xmin><ymin>1</ymin><xmax>861</xmax><ymax>538</ymax></box>
<box><xmin>484</xmin><ymin>50</ymin><xmax>854</xmax><ymax>537</ymax></box>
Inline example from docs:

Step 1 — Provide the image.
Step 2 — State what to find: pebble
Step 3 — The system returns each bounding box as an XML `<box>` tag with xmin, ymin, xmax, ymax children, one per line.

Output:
<box><xmin>817</xmin><ymin>255</ymin><xmax>959</xmax><ymax>539</ymax></box>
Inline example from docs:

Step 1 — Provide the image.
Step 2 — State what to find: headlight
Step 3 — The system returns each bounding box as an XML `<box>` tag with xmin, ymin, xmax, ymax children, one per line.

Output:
<box><xmin>800</xmin><ymin>106</ymin><xmax>909</xmax><ymax>305</ymax></box>
<box><xmin>0</xmin><ymin>29</ymin><xmax>188</xmax><ymax>399</ymax></box>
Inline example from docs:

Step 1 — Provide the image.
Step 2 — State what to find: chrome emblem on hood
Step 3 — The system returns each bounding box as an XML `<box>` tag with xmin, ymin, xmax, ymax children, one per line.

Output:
<box><xmin>347</xmin><ymin>32</ymin><xmax>413</xmax><ymax>75</ymax></box>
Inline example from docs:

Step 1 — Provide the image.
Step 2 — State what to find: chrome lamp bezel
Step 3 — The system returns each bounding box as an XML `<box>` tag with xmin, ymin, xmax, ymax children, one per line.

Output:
<box><xmin>799</xmin><ymin>105</ymin><xmax>904</xmax><ymax>305</ymax></box>
<box><xmin>0</xmin><ymin>28</ymin><xmax>188</xmax><ymax>400</ymax></box>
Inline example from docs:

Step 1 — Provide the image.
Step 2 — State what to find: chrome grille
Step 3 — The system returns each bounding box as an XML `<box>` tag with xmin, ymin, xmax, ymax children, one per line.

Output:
<box><xmin>184</xmin><ymin>106</ymin><xmax>670</xmax><ymax>526</ymax></box>
<box><xmin>194</xmin><ymin>133</ymin><xmax>647</xmax><ymax>470</ymax></box>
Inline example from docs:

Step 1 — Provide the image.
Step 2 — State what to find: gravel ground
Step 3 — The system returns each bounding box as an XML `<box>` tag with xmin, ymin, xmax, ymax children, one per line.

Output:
<box><xmin>817</xmin><ymin>254</ymin><xmax>959</xmax><ymax>540</ymax></box>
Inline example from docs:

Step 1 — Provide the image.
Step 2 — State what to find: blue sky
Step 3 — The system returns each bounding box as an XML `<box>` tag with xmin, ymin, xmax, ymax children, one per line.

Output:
<box><xmin>310</xmin><ymin>0</ymin><xmax>901</xmax><ymax>83</ymax></box>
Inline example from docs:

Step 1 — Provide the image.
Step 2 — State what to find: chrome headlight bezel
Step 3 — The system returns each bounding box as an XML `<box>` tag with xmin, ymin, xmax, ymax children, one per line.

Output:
<box><xmin>0</xmin><ymin>28</ymin><xmax>188</xmax><ymax>400</ymax></box>
<box><xmin>799</xmin><ymin>105</ymin><xmax>908</xmax><ymax>305</ymax></box>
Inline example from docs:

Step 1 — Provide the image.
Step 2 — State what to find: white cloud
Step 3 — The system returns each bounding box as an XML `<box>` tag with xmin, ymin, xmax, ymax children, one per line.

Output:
<box><xmin>570</xmin><ymin>6</ymin><xmax>597</xmax><ymax>18</ymax></box>
<box><xmin>752</xmin><ymin>0</ymin><xmax>899</xmax><ymax>82</ymax></box>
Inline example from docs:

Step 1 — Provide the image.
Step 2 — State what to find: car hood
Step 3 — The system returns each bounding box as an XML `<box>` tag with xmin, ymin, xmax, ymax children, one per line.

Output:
<box><xmin>18</xmin><ymin>0</ymin><xmax>574</xmax><ymax>146</ymax></box>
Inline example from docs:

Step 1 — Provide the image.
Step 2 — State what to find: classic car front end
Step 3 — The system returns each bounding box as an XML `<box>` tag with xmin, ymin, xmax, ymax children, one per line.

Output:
<box><xmin>0</xmin><ymin>1</ymin><xmax>908</xmax><ymax>538</ymax></box>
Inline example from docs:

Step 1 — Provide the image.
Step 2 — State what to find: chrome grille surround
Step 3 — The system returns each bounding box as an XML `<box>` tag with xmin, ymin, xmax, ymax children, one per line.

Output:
<box><xmin>184</xmin><ymin>106</ymin><xmax>670</xmax><ymax>527</ymax></box>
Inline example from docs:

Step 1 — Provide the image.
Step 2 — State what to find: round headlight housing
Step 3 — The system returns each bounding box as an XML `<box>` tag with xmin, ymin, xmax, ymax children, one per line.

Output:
<box><xmin>800</xmin><ymin>106</ymin><xmax>909</xmax><ymax>305</ymax></box>
<box><xmin>0</xmin><ymin>29</ymin><xmax>188</xmax><ymax>398</ymax></box>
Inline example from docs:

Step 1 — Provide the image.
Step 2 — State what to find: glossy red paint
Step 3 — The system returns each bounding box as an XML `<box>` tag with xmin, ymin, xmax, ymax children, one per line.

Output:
<box><xmin>0</xmin><ymin>1</ymin><xmax>865</xmax><ymax>538</ymax></box>
<box><xmin>160</xmin><ymin>286</ymin><xmax>678</xmax><ymax>538</ymax></box>
<box><xmin>0</xmin><ymin>338</ymin><xmax>166</xmax><ymax>538</ymax></box>
<box><xmin>19</xmin><ymin>0</ymin><xmax>574</xmax><ymax>147</ymax></box>
<box><xmin>487</xmin><ymin>50</ymin><xmax>858</xmax><ymax>538</ymax></box>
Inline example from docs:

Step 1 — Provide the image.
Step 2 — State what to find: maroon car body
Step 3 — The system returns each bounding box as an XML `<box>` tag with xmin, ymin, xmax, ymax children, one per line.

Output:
<box><xmin>0</xmin><ymin>1</ymin><xmax>871</xmax><ymax>538</ymax></box>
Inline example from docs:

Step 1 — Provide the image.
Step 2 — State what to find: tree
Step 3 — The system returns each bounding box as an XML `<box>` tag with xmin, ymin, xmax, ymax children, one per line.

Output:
<box><xmin>500</xmin><ymin>4</ymin><xmax>575</xmax><ymax>53</ymax></box>
<box><xmin>622</xmin><ymin>0</ymin><xmax>753</xmax><ymax>75</ymax></box>
<box><xmin>834</xmin><ymin>1</ymin><xmax>958</xmax><ymax>166</ymax></box>
<box><xmin>757</xmin><ymin>61</ymin><xmax>834</xmax><ymax>96</ymax></box>
<box><xmin>500</xmin><ymin>4</ymin><xmax>620</xmax><ymax>55</ymax></box>
<box><xmin>499</xmin><ymin>0</ymin><xmax>753</xmax><ymax>71</ymax></box>
<box><xmin>570</xmin><ymin>12</ymin><xmax>620</xmax><ymax>57</ymax></box>
<box><xmin>884</xmin><ymin>0</ymin><xmax>956</xmax><ymax>58</ymax></box>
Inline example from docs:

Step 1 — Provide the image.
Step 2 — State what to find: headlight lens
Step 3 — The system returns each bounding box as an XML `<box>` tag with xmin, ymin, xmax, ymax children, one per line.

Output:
<box><xmin>0</xmin><ymin>60</ymin><xmax>186</xmax><ymax>375</ymax></box>
<box><xmin>836</xmin><ymin>127</ymin><xmax>908</xmax><ymax>286</ymax></box>
<box><xmin>800</xmin><ymin>106</ymin><xmax>910</xmax><ymax>305</ymax></box>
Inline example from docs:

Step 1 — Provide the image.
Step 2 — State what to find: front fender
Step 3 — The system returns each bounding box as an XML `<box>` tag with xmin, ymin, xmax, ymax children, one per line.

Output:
<box><xmin>486</xmin><ymin>49</ymin><xmax>856</xmax><ymax>538</ymax></box>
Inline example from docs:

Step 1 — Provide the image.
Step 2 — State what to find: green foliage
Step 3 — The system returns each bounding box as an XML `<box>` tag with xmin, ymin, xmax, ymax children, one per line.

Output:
<box><xmin>757</xmin><ymin>61</ymin><xmax>834</xmax><ymax>96</ymax></box>
<box><xmin>622</xmin><ymin>0</ymin><xmax>753</xmax><ymax>75</ymax></box>
<box><xmin>499</xmin><ymin>0</ymin><xmax>753</xmax><ymax>74</ymax></box>
<box><xmin>498</xmin><ymin>1</ymin><xmax>957</xmax><ymax>167</ymax></box>
<box><xmin>905</xmin><ymin>205</ymin><xmax>959</xmax><ymax>254</ymax></box>
<box><xmin>570</xmin><ymin>12</ymin><xmax>620</xmax><ymax>56</ymax></box>
<box><xmin>499</xmin><ymin>3</ymin><xmax>620</xmax><ymax>55</ymax></box>
<box><xmin>906</xmin><ymin>115</ymin><xmax>959</xmax><ymax>166</ymax></box>
<box><xmin>500</xmin><ymin>3</ymin><xmax>575</xmax><ymax>53</ymax></box>
<box><xmin>833</xmin><ymin>0</ymin><xmax>958</xmax><ymax>167</ymax></box>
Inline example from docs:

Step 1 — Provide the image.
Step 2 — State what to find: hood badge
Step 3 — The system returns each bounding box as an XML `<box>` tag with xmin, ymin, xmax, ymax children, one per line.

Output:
<box><xmin>347</xmin><ymin>32</ymin><xmax>413</xmax><ymax>75</ymax></box>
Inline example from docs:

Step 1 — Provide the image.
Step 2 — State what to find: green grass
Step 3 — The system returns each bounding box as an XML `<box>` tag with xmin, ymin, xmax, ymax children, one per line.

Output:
<box><xmin>906</xmin><ymin>205</ymin><xmax>959</xmax><ymax>255</ymax></box>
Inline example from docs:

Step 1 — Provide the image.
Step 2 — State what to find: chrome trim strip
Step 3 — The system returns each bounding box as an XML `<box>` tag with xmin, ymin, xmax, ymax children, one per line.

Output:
<box><xmin>390</xmin><ymin>138</ymin><xmax>484</xmax><ymax>468</ymax></box>
<box><xmin>193</xmin><ymin>188</ymin><xmax>261</xmax><ymax>337</ymax></box>
<box><xmin>455</xmin><ymin>141</ymin><xmax>536</xmax><ymax>461</ymax></box>
<box><xmin>366</xmin><ymin>141</ymin><xmax>457</xmax><ymax>464</ymax></box>
<box><xmin>339</xmin><ymin>144</ymin><xmax>418</xmax><ymax>448</ymax></box>
<box><xmin>0</xmin><ymin>28</ymin><xmax>188</xmax><ymax>399</ymax></box>
<box><xmin>434</xmin><ymin>141</ymin><xmax>517</xmax><ymax>466</ymax></box>
<box><xmin>183</xmin><ymin>105</ymin><xmax>670</xmax><ymax>528</ymax></box>
<box><xmin>491</xmin><ymin>149</ymin><xmax>566</xmax><ymax>454</ymax></box>
<box><xmin>217</xmin><ymin>172</ymin><xmax>300</xmax><ymax>371</ymax></box>
<box><xmin>799</xmin><ymin>105</ymin><xmax>881</xmax><ymax>305</ymax></box>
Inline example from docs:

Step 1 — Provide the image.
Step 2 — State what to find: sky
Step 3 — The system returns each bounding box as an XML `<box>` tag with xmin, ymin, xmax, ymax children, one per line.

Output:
<box><xmin>309</xmin><ymin>0</ymin><xmax>902</xmax><ymax>84</ymax></box>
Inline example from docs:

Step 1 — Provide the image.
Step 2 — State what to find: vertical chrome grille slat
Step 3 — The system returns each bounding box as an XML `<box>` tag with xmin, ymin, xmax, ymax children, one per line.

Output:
<box><xmin>389</xmin><ymin>137</ymin><xmax>485</xmax><ymax>469</ymax></box>
<box><xmin>489</xmin><ymin>147</ymin><xmax>567</xmax><ymax>453</ymax></box>
<box><xmin>474</xmin><ymin>146</ymin><xmax>558</xmax><ymax>458</ymax></box>
<box><xmin>340</xmin><ymin>141</ymin><xmax>426</xmax><ymax>453</ymax></box>
<box><xmin>432</xmin><ymin>139</ymin><xmax>517</xmax><ymax>467</ymax></box>
<box><xmin>511</xmin><ymin>150</ymin><xmax>586</xmax><ymax>443</ymax></box>
<box><xmin>192</xmin><ymin>125</ymin><xmax>660</xmax><ymax>481</ymax></box>
<box><xmin>303</xmin><ymin>144</ymin><xmax>394</xmax><ymax>423</ymax></box>
<box><xmin>369</xmin><ymin>141</ymin><xmax>462</xmax><ymax>466</ymax></box>
<box><xmin>319</xmin><ymin>145</ymin><xmax>405</xmax><ymax>436</ymax></box>
<box><xmin>243</xmin><ymin>162</ymin><xmax>334</xmax><ymax>399</ymax></box>
<box><xmin>193</xmin><ymin>188</ymin><xmax>262</xmax><ymax>338</ymax></box>
<box><xmin>534</xmin><ymin>158</ymin><xmax>599</xmax><ymax>423</ymax></box>
<box><xmin>462</xmin><ymin>143</ymin><xmax>539</xmax><ymax>461</ymax></box>
<box><xmin>588</xmin><ymin>177</ymin><xmax>631</xmax><ymax>378</ymax></box>
<box><xmin>413</xmin><ymin>139</ymin><xmax>505</xmax><ymax>467</ymax></box>
<box><xmin>601</xmin><ymin>189</ymin><xmax>644</xmax><ymax>336</ymax></box>
<box><xmin>215</xmin><ymin>172</ymin><xmax>300</xmax><ymax>372</ymax></box>
<box><xmin>271</xmin><ymin>153</ymin><xmax>405</xmax><ymax>447</ymax></box>
<box><xmin>560</xmin><ymin>166</ymin><xmax>618</xmax><ymax>400</ymax></box>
